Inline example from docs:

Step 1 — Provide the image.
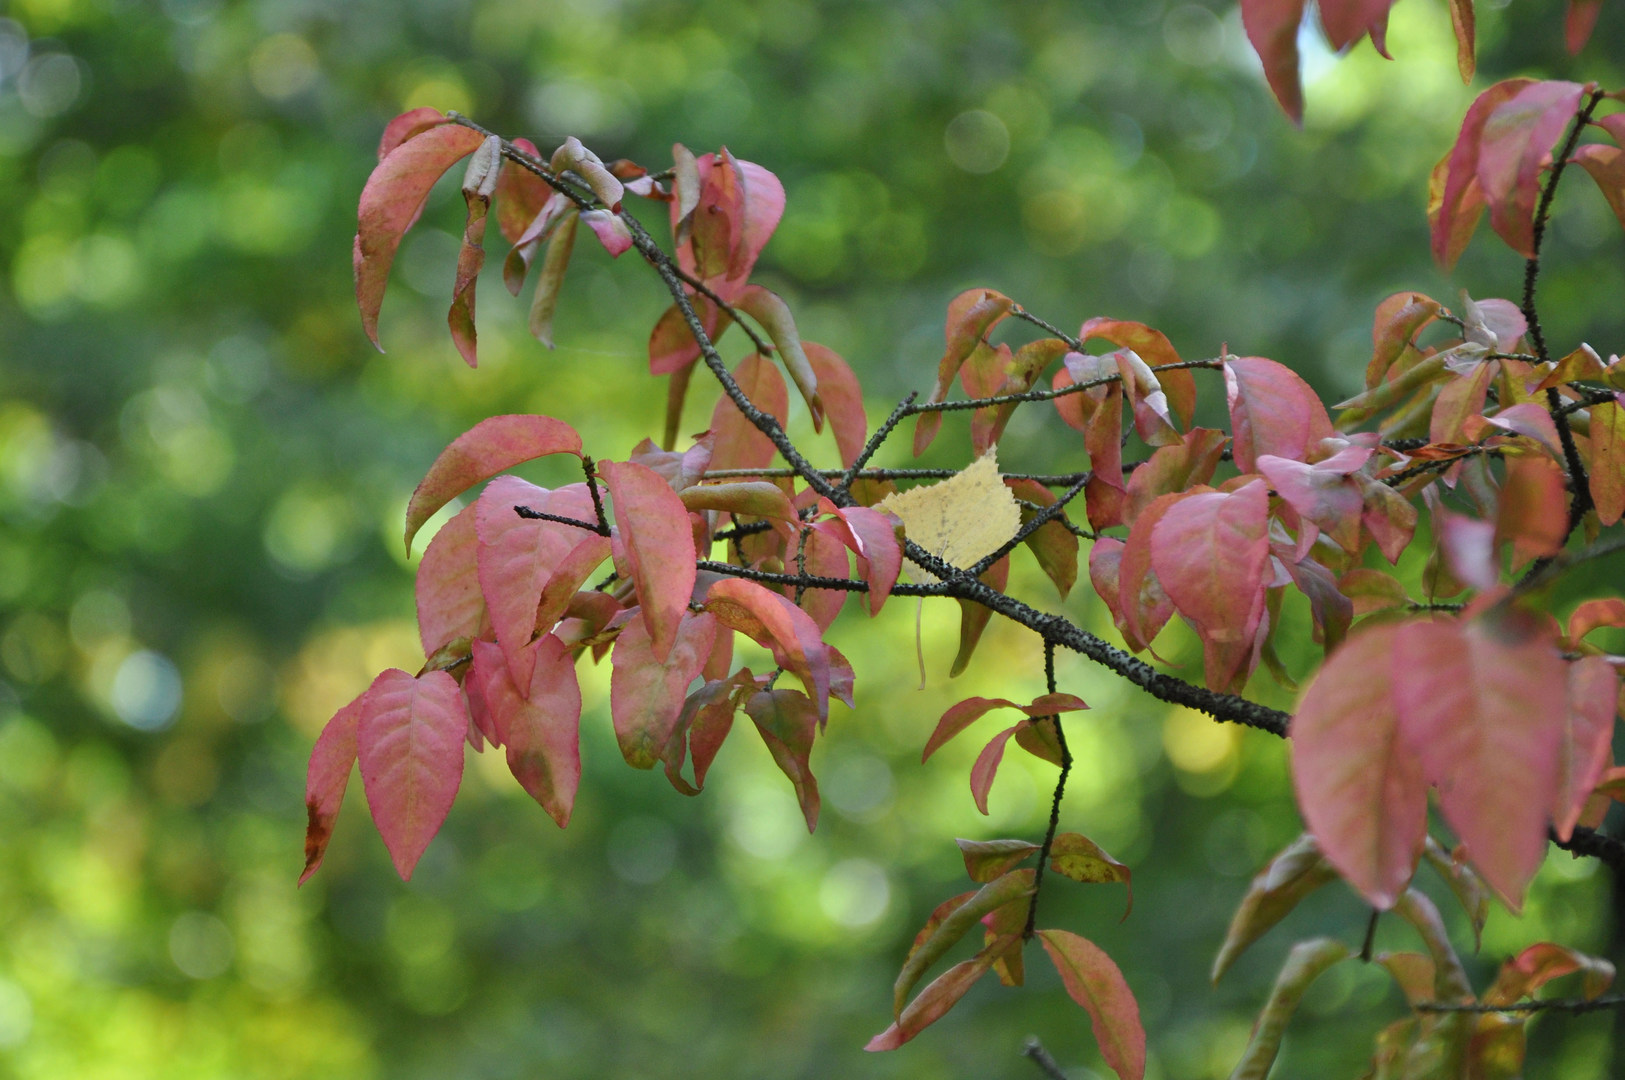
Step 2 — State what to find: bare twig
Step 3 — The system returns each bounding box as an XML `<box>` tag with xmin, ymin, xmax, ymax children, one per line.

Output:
<box><xmin>1022</xmin><ymin>1037</ymin><xmax>1071</xmax><ymax>1080</ymax></box>
<box><xmin>1414</xmin><ymin>995</ymin><xmax>1625</xmax><ymax>1015</ymax></box>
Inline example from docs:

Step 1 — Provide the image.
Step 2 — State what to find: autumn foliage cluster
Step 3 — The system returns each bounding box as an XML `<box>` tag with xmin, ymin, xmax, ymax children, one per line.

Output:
<box><xmin>305</xmin><ymin>4</ymin><xmax>1625</xmax><ymax>1076</ymax></box>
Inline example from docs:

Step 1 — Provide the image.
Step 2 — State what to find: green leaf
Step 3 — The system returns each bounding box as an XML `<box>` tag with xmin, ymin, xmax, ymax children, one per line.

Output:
<box><xmin>893</xmin><ymin>869</ymin><xmax>1034</xmax><ymax>1017</ymax></box>
<box><xmin>1227</xmin><ymin>938</ymin><xmax>1350</xmax><ymax>1080</ymax></box>
<box><xmin>1047</xmin><ymin>833</ymin><xmax>1132</xmax><ymax>919</ymax></box>
<box><xmin>955</xmin><ymin>838</ymin><xmax>1039</xmax><ymax>883</ymax></box>
<box><xmin>1212</xmin><ymin>833</ymin><xmax>1338</xmax><ymax>984</ymax></box>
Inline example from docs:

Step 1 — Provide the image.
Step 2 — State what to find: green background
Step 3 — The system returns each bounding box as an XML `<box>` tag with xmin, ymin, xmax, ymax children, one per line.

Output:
<box><xmin>1</xmin><ymin>0</ymin><xmax>1622</xmax><ymax>1076</ymax></box>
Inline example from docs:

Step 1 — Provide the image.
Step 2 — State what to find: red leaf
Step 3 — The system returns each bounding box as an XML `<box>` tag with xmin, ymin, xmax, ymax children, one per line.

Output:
<box><xmin>1432</xmin><ymin>79</ymin><xmax>1535</xmax><ymax>269</ymax></box>
<box><xmin>1392</xmin><ymin>612</ymin><xmax>1568</xmax><ymax>908</ymax></box>
<box><xmin>404</xmin><ymin>415</ymin><xmax>583</xmax><ymax>554</ymax></box>
<box><xmin>1319</xmin><ymin>0</ymin><xmax>1396</xmax><ymax>51</ymax></box>
<box><xmin>813</xmin><ymin>500</ymin><xmax>902</xmax><ymax>616</ymax></box>
<box><xmin>669</xmin><ymin>152</ymin><xmax>785</xmax><ymax>299</ymax></box>
<box><xmin>471</xmin><ymin>636</ymin><xmax>582</xmax><ymax>827</ymax></box>
<box><xmin>416</xmin><ymin>502</ymin><xmax>484</xmax><ymax>656</ymax></box>
<box><xmin>914</xmin><ymin>288</ymin><xmax>1013</xmax><ymax>456</ymax></box>
<box><xmin>600</xmin><ymin>459</ymin><xmax>698</xmax><ymax>664</ymax></box>
<box><xmin>580</xmin><ymin>209</ymin><xmax>633</xmax><ymax>257</ymax></box>
<box><xmin>1257</xmin><ymin>453</ymin><xmax>1367</xmax><ymax>554</ymax></box>
<box><xmin>1572</xmin><ymin>144</ymin><xmax>1625</xmax><ymax>234</ymax></box>
<box><xmin>378</xmin><ymin>107</ymin><xmax>448</xmax><ymax>161</ymax></box>
<box><xmin>1007</xmin><ymin>477</ymin><xmax>1078</xmax><ymax>599</ymax></box>
<box><xmin>745</xmin><ymin>688</ymin><xmax>821</xmax><ymax>831</ymax></box>
<box><xmin>1124</xmin><ymin>428</ymin><xmax>1228</xmax><ymax>525</ymax></box>
<box><xmin>1078</xmin><ymin>317</ymin><xmax>1197</xmax><ymax>428</ymax></box>
<box><xmin>924</xmin><ymin>693</ymin><xmax>1089</xmax><ymax>762</ymax></box>
<box><xmin>1116</xmin><ymin>494</ymin><xmax>1190</xmax><ymax>652</ymax></box>
<box><xmin>708</xmin><ymin>352</ymin><xmax>790</xmax><ymax>471</ymax></box>
<box><xmin>532</xmin><ymin>533</ymin><xmax>614</xmax><ymax>637</ymax></box>
<box><xmin>951</xmin><ymin>556</ymin><xmax>1009</xmax><ymax>677</ymax></box>
<box><xmin>1588</xmin><ymin>396</ymin><xmax>1625</xmax><ymax>525</ymax></box>
<box><xmin>1479</xmin><ymin>81</ymin><xmax>1586</xmax><ymax>259</ymax></box>
<box><xmin>355</xmin><ymin>123</ymin><xmax>487</xmax><ymax>350</ymax></box>
<box><xmin>446</xmin><ymin>135</ymin><xmax>501</xmax><ymax>367</ymax></box>
<box><xmin>1494</xmin><ymin>454</ymin><xmax>1568</xmax><ymax>569</ymax></box>
<box><xmin>1566</xmin><ymin>0</ymin><xmax>1603</xmax><ymax>53</ymax></box>
<box><xmin>969</xmin><ymin>724</ymin><xmax>1020</xmax><ymax>815</ymax></box>
<box><xmin>1367</xmin><ymin>292</ymin><xmax>1443</xmax><ymax>389</ymax></box>
<box><xmin>1037</xmin><ymin>930</ymin><xmax>1146</xmax><ymax>1080</ymax></box>
<box><xmin>1292</xmin><ymin>622</ymin><xmax>1429</xmax><ymax>909</ymax></box>
<box><xmin>1240</xmin><ymin>0</ymin><xmax>1310</xmax><ymax>124</ymax></box>
<box><xmin>1225</xmin><ymin>357</ymin><xmax>1334</xmax><ymax>473</ymax></box>
<box><xmin>1553</xmin><ymin>656</ymin><xmax>1620</xmax><ymax>840</ymax></box>
<box><xmin>494</xmin><ymin>137</ymin><xmax>551</xmax><ymax>245</ymax></box>
<box><xmin>476</xmin><ymin>478</ymin><xmax>595</xmax><ymax>689</ymax></box>
<box><xmin>355</xmin><ymin>669</ymin><xmax>468</xmax><ymax>881</ymax></box>
<box><xmin>1447</xmin><ymin>0</ymin><xmax>1476</xmax><ymax>81</ymax></box>
<box><xmin>705</xmin><ymin>578</ymin><xmax>833</xmax><ymax>719</ymax></box>
<box><xmin>1568</xmin><ymin>597</ymin><xmax>1625</xmax><ymax>644</ymax></box>
<box><xmin>804</xmin><ymin>342</ymin><xmax>867</xmax><ymax>467</ymax></box>
<box><xmin>865</xmin><ymin>950</ymin><xmax>1001</xmax><ymax>1052</ymax></box>
<box><xmin>300</xmin><ymin>691</ymin><xmax>365</xmax><ymax>885</ymax></box>
<box><xmin>1150</xmin><ymin>480</ymin><xmax>1271</xmax><ymax>692</ymax></box>
<box><xmin>610</xmin><ymin>611</ymin><xmax>717</xmax><ymax>769</ymax></box>
<box><xmin>789</xmin><ymin>525</ymin><xmax>851</xmax><ymax>632</ymax></box>
<box><xmin>648</xmin><ymin>296</ymin><xmax>731</xmax><ymax>377</ymax></box>
<box><xmin>1487</xmin><ymin>942</ymin><xmax>1616</xmax><ymax>1005</ymax></box>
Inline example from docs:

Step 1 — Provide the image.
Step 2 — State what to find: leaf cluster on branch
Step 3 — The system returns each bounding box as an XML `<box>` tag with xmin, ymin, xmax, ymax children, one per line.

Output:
<box><xmin>305</xmin><ymin>8</ymin><xmax>1625</xmax><ymax>1077</ymax></box>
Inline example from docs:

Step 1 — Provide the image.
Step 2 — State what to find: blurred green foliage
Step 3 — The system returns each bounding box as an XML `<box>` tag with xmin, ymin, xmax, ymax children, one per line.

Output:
<box><xmin>0</xmin><ymin>0</ymin><xmax>1621</xmax><ymax>1076</ymax></box>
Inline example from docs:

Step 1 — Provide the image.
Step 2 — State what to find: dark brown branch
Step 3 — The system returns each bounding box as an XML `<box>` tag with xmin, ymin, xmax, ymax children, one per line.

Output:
<box><xmin>968</xmin><ymin>475</ymin><xmax>1089</xmax><ymax>578</ymax></box>
<box><xmin>514</xmin><ymin>506</ymin><xmax>609</xmax><ymax>536</ymax></box>
<box><xmin>1549</xmin><ymin>824</ymin><xmax>1625</xmax><ymax>871</ymax></box>
<box><xmin>840</xmin><ymin>392</ymin><xmax>917</xmax><ymax>490</ymax></box>
<box><xmin>582</xmin><ymin>455</ymin><xmax>611</xmax><ymax>536</ymax></box>
<box><xmin>1023</xmin><ymin>639</ymin><xmax>1072</xmax><ymax>940</ymax></box>
<box><xmin>1022</xmin><ymin>1037</ymin><xmax>1071</xmax><ymax>1080</ymax></box>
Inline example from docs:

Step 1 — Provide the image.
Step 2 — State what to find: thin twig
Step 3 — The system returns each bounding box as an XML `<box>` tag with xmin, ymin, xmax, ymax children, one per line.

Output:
<box><xmin>1009</xmin><ymin>306</ymin><xmax>1083</xmax><ymax>350</ymax></box>
<box><xmin>1024</xmin><ymin>638</ymin><xmax>1073</xmax><ymax>940</ymax></box>
<box><xmin>1022</xmin><ymin>1037</ymin><xmax>1071</xmax><ymax>1080</ymax></box>
<box><xmin>514</xmin><ymin>506</ymin><xmax>609</xmax><ymax>536</ymax></box>
<box><xmin>582</xmin><ymin>455</ymin><xmax>611</xmax><ymax>536</ymax></box>
<box><xmin>1414</xmin><ymin>995</ymin><xmax>1625</xmax><ymax>1015</ymax></box>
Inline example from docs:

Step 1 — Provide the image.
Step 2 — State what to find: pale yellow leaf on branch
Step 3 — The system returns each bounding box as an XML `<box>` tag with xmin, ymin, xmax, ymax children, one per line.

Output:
<box><xmin>878</xmin><ymin>449</ymin><xmax>1021</xmax><ymax>582</ymax></box>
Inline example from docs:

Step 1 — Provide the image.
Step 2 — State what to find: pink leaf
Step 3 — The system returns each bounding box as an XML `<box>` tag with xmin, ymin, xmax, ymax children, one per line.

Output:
<box><xmin>1150</xmin><ymin>480</ymin><xmax>1271</xmax><ymax>691</ymax></box>
<box><xmin>416</xmin><ymin>501</ymin><xmax>484</xmax><ymax>656</ymax></box>
<box><xmin>610</xmin><ymin>612</ymin><xmax>717</xmax><ymax>769</ymax></box>
<box><xmin>1037</xmin><ymin>929</ymin><xmax>1147</xmax><ymax>1080</ymax></box>
<box><xmin>1290</xmin><ymin>621</ymin><xmax>1427</xmax><ymax>909</ymax></box>
<box><xmin>1078</xmin><ymin>317</ymin><xmax>1197</xmax><ymax>428</ymax></box>
<box><xmin>1568</xmin><ymin>597</ymin><xmax>1625</xmax><ymax>644</ymax></box>
<box><xmin>805</xmin><ymin>343</ymin><xmax>867</xmax><ymax>467</ymax></box>
<box><xmin>1240</xmin><ymin>0</ymin><xmax>1310</xmax><ymax>124</ymax></box>
<box><xmin>377</xmin><ymin>107</ymin><xmax>448</xmax><ymax>161</ymax></box>
<box><xmin>580</xmin><ymin>209</ymin><xmax>633</xmax><ymax>257</ymax></box>
<box><xmin>446</xmin><ymin>135</ymin><xmax>501</xmax><ymax>367</ymax></box>
<box><xmin>914</xmin><ymin>289</ymin><xmax>1013</xmax><ymax>456</ymax></box>
<box><xmin>494</xmin><ymin>137</ymin><xmax>551</xmax><ymax>246</ymax></box>
<box><xmin>1494</xmin><ymin>454</ymin><xmax>1568</xmax><ymax>570</ymax></box>
<box><xmin>600</xmin><ymin>459</ymin><xmax>698</xmax><ymax>664</ymax></box>
<box><xmin>1480</xmin><ymin>401</ymin><xmax>1565</xmax><ymax>460</ymax></box>
<box><xmin>1393</xmin><ymin>612</ymin><xmax>1568</xmax><ymax>909</ymax></box>
<box><xmin>1124</xmin><ymin>428</ymin><xmax>1228</xmax><ymax>525</ymax></box>
<box><xmin>470</xmin><ymin>637</ymin><xmax>582</xmax><ymax>827</ymax></box>
<box><xmin>355</xmin><ymin>669</ymin><xmax>468</xmax><ymax>881</ymax></box>
<box><xmin>475</xmin><ymin>478</ymin><xmax>595</xmax><ymax>690</ymax></box>
<box><xmin>1225</xmin><ymin>357</ymin><xmax>1334</xmax><ymax>473</ymax></box>
<box><xmin>1571</xmin><ymin>144</ymin><xmax>1625</xmax><ymax>235</ymax></box>
<box><xmin>970</xmin><ymin>724</ymin><xmax>1020</xmax><ymax>815</ymax></box>
<box><xmin>1478</xmin><ymin>80</ymin><xmax>1586</xmax><ymax>259</ymax></box>
<box><xmin>704</xmin><ymin>577</ymin><xmax>833</xmax><ymax>720</ymax></box>
<box><xmin>924</xmin><ymin>694</ymin><xmax>1089</xmax><ymax>762</ymax></box>
<box><xmin>1553</xmin><ymin>656</ymin><xmax>1619</xmax><ymax>840</ymax></box>
<box><xmin>1566</xmin><ymin>0</ymin><xmax>1603</xmax><ymax>53</ymax></box>
<box><xmin>865</xmin><ymin>949</ymin><xmax>1003</xmax><ymax>1052</ymax></box>
<box><xmin>814</xmin><ymin>499</ymin><xmax>902</xmax><ymax>616</ymax></box>
<box><xmin>1432</xmin><ymin>79</ymin><xmax>1536</xmax><ymax>269</ymax></box>
<box><xmin>648</xmin><ymin>296</ymin><xmax>731</xmax><ymax>377</ymax></box>
<box><xmin>790</xmin><ymin>525</ymin><xmax>851</xmax><ymax>632</ymax></box>
<box><xmin>404</xmin><ymin>415</ymin><xmax>583</xmax><ymax>555</ymax></box>
<box><xmin>549</xmin><ymin>136</ymin><xmax>623</xmax><ymax>212</ymax></box>
<box><xmin>532</xmin><ymin>533</ymin><xmax>614</xmax><ymax>636</ymax></box>
<box><xmin>355</xmin><ymin>123</ymin><xmax>488</xmax><ymax>350</ymax></box>
<box><xmin>300</xmin><ymin>691</ymin><xmax>365</xmax><ymax>885</ymax></box>
<box><xmin>1257</xmin><ymin>454</ymin><xmax>1367</xmax><ymax>554</ymax></box>
<box><xmin>708</xmin><ymin>352</ymin><xmax>790</xmax><ymax>471</ymax></box>
<box><xmin>745</xmin><ymin>688</ymin><xmax>822</xmax><ymax>831</ymax></box>
<box><xmin>1117</xmin><ymin>494</ymin><xmax>1191</xmax><ymax>652</ymax></box>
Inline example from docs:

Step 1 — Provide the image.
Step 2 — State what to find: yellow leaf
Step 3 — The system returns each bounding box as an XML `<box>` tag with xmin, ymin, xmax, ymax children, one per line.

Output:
<box><xmin>878</xmin><ymin>450</ymin><xmax>1021</xmax><ymax>582</ymax></box>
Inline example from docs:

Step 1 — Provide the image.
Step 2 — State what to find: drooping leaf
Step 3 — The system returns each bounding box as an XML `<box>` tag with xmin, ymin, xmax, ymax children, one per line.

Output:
<box><xmin>1257</xmin><ymin>452</ymin><xmax>1368</xmax><ymax>554</ymax></box>
<box><xmin>708</xmin><ymin>352</ymin><xmax>789</xmax><ymax>471</ymax></box>
<box><xmin>404</xmin><ymin>415</ymin><xmax>583</xmax><ymax>554</ymax></box>
<box><xmin>734</xmin><ymin>285</ymin><xmax>824</xmax><ymax>431</ymax></box>
<box><xmin>1567</xmin><ymin>0</ymin><xmax>1604</xmax><ymax>52</ymax></box>
<box><xmin>1447</xmin><ymin>0</ymin><xmax>1476</xmax><ymax>81</ymax></box>
<box><xmin>610</xmin><ymin>611</ymin><xmax>716</xmax><ymax>769</ymax></box>
<box><xmin>745</xmin><ymin>688</ymin><xmax>822</xmax><ymax>831</ymax></box>
<box><xmin>787</xmin><ymin>524</ymin><xmax>852</xmax><ymax>632</ymax></box>
<box><xmin>956</xmin><ymin>838</ymin><xmax>1040</xmax><ymax>883</ymax></box>
<box><xmin>1077</xmin><ymin>317</ymin><xmax>1196</xmax><ymax>428</ymax></box>
<box><xmin>446</xmin><ymin>135</ymin><xmax>501</xmax><ymax>367</ymax></box>
<box><xmin>355</xmin><ymin>123</ymin><xmax>487</xmax><ymax>349</ymax></box>
<box><xmin>804</xmin><ymin>343</ymin><xmax>867</xmax><ymax>467</ymax></box>
<box><xmin>1432</xmin><ymin>79</ymin><xmax>1535</xmax><ymax>269</ymax></box>
<box><xmin>1392</xmin><ymin>612</ymin><xmax>1569</xmax><ymax>908</ymax></box>
<box><xmin>1007</xmin><ymin>477</ymin><xmax>1078</xmax><ymax>599</ymax></box>
<box><xmin>527</xmin><ymin>209</ymin><xmax>578</xmax><ymax>348</ymax></box>
<box><xmin>661</xmin><ymin>668</ymin><xmax>751</xmax><ymax>794</ymax></box>
<box><xmin>1423</xmin><ymin>838</ymin><xmax>1492</xmax><ymax>951</ymax></box>
<box><xmin>969</xmin><ymin>724</ymin><xmax>1020</xmax><ymax>815</ymax></box>
<box><xmin>1239</xmin><ymin>0</ymin><xmax>1309</xmax><ymax>124</ymax></box>
<box><xmin>813</xmin><ymin>499</ymin><xmax>902</xmax><ymax>616</ymax></box>
<box><xmin>1123</xmin><ymin>427</ymin><xmax>1228</xmax><ymax>525</ymax></box>
<box><xmin>1037</xmin><ymin>929</ymin><xmax>1146</xmax><ymax>1080</ymax></box>
<box><xmin>704</xmin><ymin>577</ymin><xmax>833</xmax><ymax>719</ymax></box>
<box><xmin>476</xmin><ymin>478</ymin><xmax>595</xmax><ymax>690</ymax></box>
<box><xmin>1568</xmin><ymin>597</ymin><xmax>1625</xmax><ymax>644</ymax></box>
<box><xmin>354</xmin><ymin>668</ymin><xmax>468</xmax><ymax>881</ymax></box>
<box><xmin>1047</xmin><ymin>833</ymin><xmax>1132</xmax><ymax>918</ymax></box>
<box><xmin>1291</xmin><ymin>621</ymin><xmax>1427</xmax><ymax>909</ymax></box>
<box><xmin>1117</xmin><ymin>492</ymin><xmax>1193</xmax><ymax>652</ymax></box>
<box><xmin>1225</xmin><ymin>357</ymin><xmax>1334</xmax><ymax>473</ymax></box>
<box><xmin>1571</xmin><ymin>144</ymin><xmax>1625</xmax><ymax>236</ymax></box>
<box><xmin>914</xmin><ymin>289</ymin><xmax>1013</xmax><ymax>456</ymax></box>
<box><xmin>300</xmin><ymin>691</ymin><xmax>366</xmax><ymax>885</ymax></box>
<box><xmin>579</xmin><ymin>209</ymin><xmax>633</xmax><ymax>257</ymax></box>
<box><xmin>922</xmin><ymin>693</ymin><xmax>1089</xmax><ymax>762</ymax></box>
<box><xmin>415</xmin><ymin>502</ymin><xmax>484</xmax><ymax>656</ymax></box>
<box><xmin>1211</xmin><ymin>834</ymin><xmax>1338</xmax><ymax>983</ymax></box>
<box><xmin>470</xmin><ymin>637</ymin><xmax>582</xmax><ymax>827</ymax></box>
<box><xmin>532</xmin><ymin>534</ymin><xmax>614</xmax><ymax>637</ymax></box>
<box><xmin>377</xmin><ymin>107</ymin><xmax>448</xmax><ymax>161</ymax></box>
<box><xmin>1552</xmin><ymin>655</ymin><xmax>1619</xmax><ymax>840</ymax></box>
<box><xmin>1367</xmin><ymin>292</ymin><xmax>1444</xmax><ymax>390</ymax></box>
<box><xmin>951</xmin><ymin>556</ymin><xmax>1009</xmax><ymax>677</ymax></box>
<box><xmin>865</xmin><ymin>941</ymin><xmax>1008</xmax><ymax>1052</ymax></box>
<box><xmin>1588</xmin><ymin>396</ymin><xmax>1625</xmax><ymax>525</ymax></box>
<box><xmin>601</xmin><ymin>459</ymin><xmax>698</xmax><ymax>664</ymax></box>
<box><xmin>1150</xmin><ymin>480</ymin><xmax>1271</xmax><ymax>691</ymax></box>
<box><xmin>549</xmin><ymin>136</ymin><xmax>624</xmax><ymax>211</ymax></box>
<box><xmin>894</xmin><ymin>869</ymin><xmax>1035</xmax><ymax>1017</ymax></box>
<box><xmin>1479</xmin><ymin>80</ymin><xmax>1588</xmax><ymax>258</ymax></box>
<box><xmin>1227</xmin><ymin>939</ymin><xmax>1351</xmax><ymax>1080</ymax></box>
